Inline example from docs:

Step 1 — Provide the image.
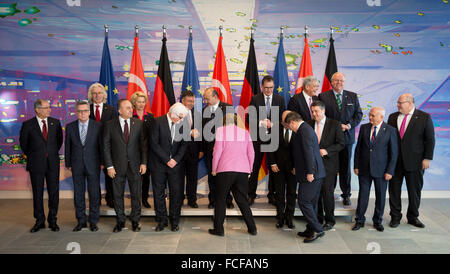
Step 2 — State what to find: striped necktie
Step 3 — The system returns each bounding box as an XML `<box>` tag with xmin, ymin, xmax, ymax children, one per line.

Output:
<box><xmin>80</xmin><ymin>123</ymin><xmax>87</xmax><ymax>146</ymax></box>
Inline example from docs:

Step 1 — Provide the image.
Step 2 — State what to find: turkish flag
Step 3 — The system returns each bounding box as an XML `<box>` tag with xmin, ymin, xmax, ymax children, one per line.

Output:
<box><xmin>212</xmin><ymin>36</ymin><xmax>233</xmax><ymax>105</ymax></box>
<box><xmin>127</xmin><ymin>36</ymin><xmax>151</xmax><ymax>113</ymax></box>
<box><xmin>294</xmin><ymin>37</ymin><xmax>313</xmax><ymax>94</ymax></box>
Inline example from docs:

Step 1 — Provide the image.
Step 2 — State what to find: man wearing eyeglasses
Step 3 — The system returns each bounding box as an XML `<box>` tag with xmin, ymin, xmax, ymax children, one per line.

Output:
<box><xmin>20</xmin><ymin>99</ymin><xmax>63</xmax><ymax>233</ymax></box>
<box><xmin>318</xmin><ymin>72</ymin><xmax>363</xmax><ymax>206</ymax></box>
<box><xmin>65</xmin><ymin>100</ymin><xmax>103</xmax><ymax>232</ymax></box>
<box><xmin>387</xmin><ymin>93</ymin><xmax>435</xmax><ymax>229</ymax></box>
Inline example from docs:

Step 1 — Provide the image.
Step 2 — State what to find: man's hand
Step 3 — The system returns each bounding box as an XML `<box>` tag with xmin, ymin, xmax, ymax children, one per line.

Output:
<box><xmin>354</xmin><ymin>169</ymin><xmax>359</xmax><ymax>175</ymax></box>
<box><xmin>306</xmin><ymin>174</ymin><xmax>314</xmax><ymax>183</ymax></box>
<box><xmin>191</xmin><ymin>129</ymin><xmax>200</xmax><ymax>139</ymax></box>
<box><xmin>167</xmin><ymin>159</ymin><xmax>177</xmax><ymax>168</ymax></box>
<box><xmin>198</xmin><ymin>152</ymin><xmax>204</xmax><ymax>159</ymax></box>
<box><xmin>320</xmin><ymin>149</ymin><xmax>328</xmax><ymax>157</ymax></box>
<box><xmin>107</xmin><ymin>168</ymin><xmax>116</xmax><ymax>179</ymax></box>
<box><xmin>261</xmin><ymin>119</ymin><xmax>273</xmax><ymax>129</ymax></box>
<box><xmin>384</xmin><ymin>173</ymin><xmax>392</xmax><ymax>181</ymax></box>
<box><xmin>140</xmin><ymin>164</ymin><xmax>147</xmax><ymax>175</ymax></box>
<box><xmin>271</xmin><ymin>164</ymin><xmax>280</xmax><ymax>173</ymax></box>
<box><xmin>422</xmin><ymin>159</ymin><xmax>431</xmax><ymax>170</ymax></box>
<box><xmin>212</xmin><ymin>171</ymin><xmax>216</xmax><ymax>176</ymax></box>
<box><xmin>341</xmin><ymin>124</ymin><xmax>349</xmax><ymax>131</ymax></box>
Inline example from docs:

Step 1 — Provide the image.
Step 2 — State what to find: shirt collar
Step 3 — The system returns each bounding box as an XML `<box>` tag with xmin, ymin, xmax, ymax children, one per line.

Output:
<box><xmin>372</xmin><ymin>121</ymin><xmax>383</xmax><ymax>129</ymax></box>
<box><xmin>211</xmin><ymin>102</ymin><xmax>220</xmax><ymax>111</ymax></box>
<box><xmin>408</xmin><ymin>107</ymin><xmax>415</xmax><ymax>115</ymax></box>
<box><xmin>36</xmin><ymin>116</ymin><xmax>47</xmax><ymax>123</ymax></box>
<box><xmin>95</xmin><ymin>102</ymin><xmax>103</xmax><ymax>108</ymax></box>
<box><xmin>78</xmin><ymin>119</ymin><xmax>89</xmax><ymax>126</ymax></box>
<box><xmin>303</xmin><ymin>91</ymin><xmax>311</xmax><ymax>101</ymax></box>
<box><xmin>316</xmin><ymin>116</ymin><xmax>326</xmax><ymax>125</ymax></box>
<box><xmin>333</xmin><ymin>90</ymin><xmax>343</xmax><ymax>96</ymax></box>
<box><xmin>119</xmin><ymin>116</ymin><xmax>129</xmax><ymax>124</ymax></box>
<box><xmin>264</xmin><ymin>93</ymin><xmax>272</xmax><ymax>100</ymax></box>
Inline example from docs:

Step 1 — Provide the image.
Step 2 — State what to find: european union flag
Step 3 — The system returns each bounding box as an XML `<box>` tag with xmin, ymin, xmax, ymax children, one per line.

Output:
<box><xmin>99</xmin><ymin>35</ymin><xmax>118</xmax><ymax>108</ymax></box>
<box><xmin>274</xmin><ymin>35</ymin><xmax>291</xmax><ymax>105</ymax></box>
<box><xmin>181</xmin><ymin>35</ymin><xmax>201</xmax><ymax>110</ymax></box>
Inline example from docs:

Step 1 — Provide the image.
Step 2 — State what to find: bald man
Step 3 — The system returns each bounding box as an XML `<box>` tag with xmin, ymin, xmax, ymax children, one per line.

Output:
<box><xmin>353</xmin><ymin>107</ymin><xmax>398</xmax><ymax>232</ymax></box>
<box><xmin>318</xmin><ymin>72</ymin><xmax>363</xmax><ymax>206</ymax></box>
<box><xmin>387</xmin><ymin>93</ymin><xmax>435</xmax><ymax>228</ymax></box>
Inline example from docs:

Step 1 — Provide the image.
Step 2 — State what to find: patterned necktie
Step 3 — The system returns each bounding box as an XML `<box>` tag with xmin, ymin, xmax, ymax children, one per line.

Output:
<box><xmin>95</xmin><ymin>105</ymin><xmax>101</xmax><ymax>122</ymax></box>
<box><xmin>80</xmin><ymin>123</ymin><xmax>87</xmax><ymax>146</ymax></box>
<box><xmin>399</xmin><ymin>114</ymin><xmax>408</xmax><ymax>139</ymax></box>
<box><xmin>336</xmin><ymin>93</ymin><xmax>342</xmax><ymax>110</ymax></box>
<box><xmin>266</xmin><ymin>96</ymin><xmax>271</xmax><ymax>119</ymax></box>
<box><xmin>315</xmin><ymin>122</ymin><xmax>321</xmax><ymax>143</ymax></box>
<box><xmin>42</xmin><ymin>120</ymin><xmax>47</xmax><ymax>141</ymax></box>
<box><xmin>124</xmin><ymin>120</ymin><xmax>129</xmax><ymax>144</ymax></box>
<box><xmin>371</xmin><ymin>126</ymin><xmax>377</xmax><ymax>146</ymax></box>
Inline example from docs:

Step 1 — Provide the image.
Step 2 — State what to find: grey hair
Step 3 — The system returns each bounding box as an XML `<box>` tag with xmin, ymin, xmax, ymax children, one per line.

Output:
<box><xmin>371</xmin><ymin>106</ymin><xmax>386</xmax><ymax>117</ymax></box>
<box><xmin>34</xmin><ymin>99</ymin><xmax>49</xmax><ymax>110</ymax></box>
<box><xmin>87</xmin><ymin>82</ymin><xmax>107</xmax><ymax>104</ymax></box>
<box><xmin>169</xmin><ymin>102</ymin><xmax>189</xmax><ymax>118</ymax></box>
<box><xmin>302</xmin><ymin>76</ymin><xmax>318</xmax><ymax>89</ymax></box>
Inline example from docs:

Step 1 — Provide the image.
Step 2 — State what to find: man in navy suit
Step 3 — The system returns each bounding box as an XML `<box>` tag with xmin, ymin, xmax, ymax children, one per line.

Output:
<box><xmin>353</xmin><ymin>107</ymin><xmax>398</xmax><ymax>232</ymax></box>
<box><xmin>65</xmin><ymin>100</ymin><xmax>102</xmax><ymax>232</ymax></box>
<box><xmin>285</xmin><ymin>111</ymin><xmax>326</xmax><ymax>243</ymax></box>
<box><xmin>318</xmin><ymin>72</ymin><xmax>363</xmax><ymax>205</ymax></box>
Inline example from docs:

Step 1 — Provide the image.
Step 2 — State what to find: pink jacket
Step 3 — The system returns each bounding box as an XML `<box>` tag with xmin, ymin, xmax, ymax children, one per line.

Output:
<box><xmin>212</xmin><ymin>125</ymin><xmax>254</xmax><ymax>174</ymax></box>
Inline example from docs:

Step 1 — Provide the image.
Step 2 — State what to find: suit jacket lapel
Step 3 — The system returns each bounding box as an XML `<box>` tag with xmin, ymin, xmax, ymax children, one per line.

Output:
<box><xmin>328</xmin><ymin>91</ymin><xmax>341</xmax><ymax>115</ymax></box>
<box><xmin>374</xmin><ymin>122</ymin><xmax>386</xmax><ymax>146</ymax></box>
<box><xmin>75</xmin><ymin>122</ymin><xmax>82</xmax><ymax>146</ymax></box>
<box><xmin>115</xmin><ymin>119</ymin><xmax>126</xmax><ymax>144</ymax></box>
<box><xmin>84</xmin><ymin>121</ymin><xmax>95</xmax><ymax>146</ymax></box>
<box><xmin>403</xmin><ymin>109</ymin><xmax>419</xmax><ymax>139</ymax></box>
<box><xmin>33</xmin><ymin>117</ymin><xmax>46</xmax><ymax>142</ymax></box>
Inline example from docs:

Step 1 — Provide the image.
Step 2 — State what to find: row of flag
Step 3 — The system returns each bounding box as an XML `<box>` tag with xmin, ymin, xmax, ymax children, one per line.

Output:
<box><xmin>99</xmin><ymin>30</ymin><xmax>338</xmax><ymax>117</ymax></box>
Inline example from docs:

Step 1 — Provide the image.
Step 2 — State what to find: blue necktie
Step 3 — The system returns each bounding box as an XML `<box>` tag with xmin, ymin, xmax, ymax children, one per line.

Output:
<box><xmin>370</xmin><ymin>126</ymin><xmax>377</xmax><ymax>146</ymax></box>
<box><xmin>80</xmin><ymin>123</ymin><xmax>87</xmax><ymax>146</ymax></box>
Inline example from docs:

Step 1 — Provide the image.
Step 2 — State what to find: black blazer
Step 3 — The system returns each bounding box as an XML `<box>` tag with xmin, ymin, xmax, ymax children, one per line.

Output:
<box><xmin>89</xmin><ymin>103</ymin><xmax>117</xmax><ymax>124</ymax></box>
<box><xmin>267</xmin><ymin>126</ymin><xmax>295</xmax><ymax>171</ymax></box>
<box><xmin>288</xmin><ymin>93</ymin><xmax>319</xmax><ymax>121</ymax></box>
<box><xmin>103</xmin><ymin>117</ymin><xmax>148</xmax><ymax>176</ymax></box>
<box><xmin>354</xmin><ymin>122</ymin><xmax>398</xmax><ymax>177</ymax></box>
<box><xmin>19</xmin><ymin>117</ymin><xmax>63</xmax><ymax>172</ymax></box>
<box><xmin>307</xmin><ymin>118</ymin><xmax>345</xmax><ymax>174</ymax></box>
<box><xmin>65</xmin><ymin>119</ymin><xmax>102</xmax><ymax>176</ymax></box>
<box><xmin>387</xmin><ymin>109</ymin><xmax>435</xmax><ymax>172</ymax></box>
<box><xmin>292</xmin><ymin>122</ymin><xmax>326</xmax><ymax>183</ymax></box>
<box><xmin>185</xmin><ymin>109</ymin><xmax>202</xmax><ymax>157</ymax></box>
<box><xmin>133</xmin><ymin>112</ymin><xmax>155</xmax><ymax>162</ymax></box>
<box><xmin>149</xmin><ymin>115</ymin><xmax>189</xmax><ymax>171</ymax></box>
<box><xmin>201</xmin><ymin>101</ymin><xmax>234</xmax><ymax>154</ymax></box>
<box><xmin>318</xmin><ymin>90</ymin><xmax>363</xmax><ymax>145</ymax></box>
<box><xmin>247</xmin><ymin>93</ymin><xmax>286</xmax><ymax>142</ymax></box>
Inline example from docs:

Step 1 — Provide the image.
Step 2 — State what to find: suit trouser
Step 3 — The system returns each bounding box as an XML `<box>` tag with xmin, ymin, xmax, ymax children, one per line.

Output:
<box><xmin>72</xmin><ymin>170</ymin><xmax>101</xmax><ymax>225</ymax></box>
<box><xmin>337</xmin><ymin>144</ymin><xmax>353</xmax><ymax>198</ymax></box>
<box><xmin>298</xmin><ymin>179</ymin><xmax>324</xmax><ymax>233</ymax></box>
<box><xmin>102</xmin><ymin>168</ymin><xmax>114</xmax><ymax>203</ymax></box>
<box><xmin>355</xmin><ymin>175</ymin><xmax>387</xmax><ymax>225</ymax></box>
<box><xmin>205</xmin><ymin>151</ymin><xmax>232</xmax><ymax>205</ymax></box>
<box><xmin>29</xmin><ymin>165</ymin><xmax>60</xmax><ymax>225</ymax></box>
<box><xmin>152</xmin><ymin>166</ymin><xmax>184</xmax><ymax>226</ymax></box>
<box><xmin>389</xmin><ymin>161</ymin><xmax>424</xmax><ymax>222</ymax></box>
<box><xmin>214</xmin><ymin>172</ymin><xmax>256</xmax><ymax>234</ymax></box>
<box><xmin>142</xmin><ymin>170</ymin><xmax>151</xmax><ymax>201</ymax></box>
<box><xmin>184</xmin><ymin>152</ymin><xmax>199</xmax><ymax>202</ymax></box>
<box><xmin>248</xmin><ymin>142</ymin><xmax>263</xmax><ymax>199</ymax></box>
<box><xmin>318</xmin><ymin>172</ymin><xmax>337</xmax><ymax>225</ymax></box>
<box><xmin>112</xmin><ymin>164</ymin><xmax>142</xmax><ymax>223</ymax></box>
<box><xmin>273</xmin><ymin>166</ymin><xmax>296</xmax><ymax>221</ymax></box>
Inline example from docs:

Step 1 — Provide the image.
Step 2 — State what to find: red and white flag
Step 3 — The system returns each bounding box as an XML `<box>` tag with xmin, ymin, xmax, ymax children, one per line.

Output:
<box><xmin>127</xmin><ymin>36</ymin><xmax>151</xmax><ymax>113</ymax></box>
<box><xmin>212</xmin><ymin>36</ymin><xmax>233</xmax><ymax>105</ymax></box>
<box><xmin>294</xmin><ymin>37</ymin><xmax>313</xmax><ymax>94</ymax></box>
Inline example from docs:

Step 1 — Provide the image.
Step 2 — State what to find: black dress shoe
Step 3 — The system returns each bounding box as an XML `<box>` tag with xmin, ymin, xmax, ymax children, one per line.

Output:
<box><xmin>343</xmin><ymin>197</ymin><xmax>351</xmax><ymax>206</ymax></box>
<box><xmin>304</xmin><ymin>231</ymin><xmax>325</xmax><ymax>243</ymax></box>
<box><xmin>286</xmin><ymin>219</ymin><xmax>295</xmax><ymax>229</ymax></box>
<box><xmin>106</xmin><ymin>200</ymin><xmax>115</xmax><ymax>208</ymax></box>
<box><xmin>323</xmin><ymin>223</ymin><xmax>334</xmax><ymax>231</ymax></box>
<box><xmin>297</xmin><ymin>230</ymin><xmax>314</xmax><ymax>238</ymax></box>
<box><xmin>248</xmin><ymin>197</ymin><xmax>255</xmax><ymax>206</ymax></box>
<box><xmin>208</xmin><ymin>203</ymin><xmax>215</xmax><ymax>209</ymax></box>
<box><xmin>171</xmin><ymin>225</ymin><xmax>179</xmax><ymax>232</ymax></box>
<box><xmin>113</xmin><ymin>222</ymin><xmax>125</xmax><ymax>233</ymax></box>
<box><xmin>188</xmin><ymin>201</ymin><xmax>199</xmax><ymax>208</ymax></box>
<box><xmin>49</xmin><ymin>223</ymin><xmax>60</xmax><ymax>232</ymax></box>
<box><xmin>248</xmin><ymin>229</ymin><xmax>257</xmax><ymax>236</ymax></box>
<box><xmin>30</xmin><ymin>223</ymin><xmax>45</xmax><ymax>233</ymax></box>
<box><xmin>276</xmin><ymin>219</ymin><xmax>284</xmax><ymax>228</ymax></box>
<box><xmin>142</xmin><ymin>199</ymin><xmax>151</xmax><ymax>208</ymax></box>
<box><xmin>155</xmin><ymin>222</ymin><xmax>168</xmax><ymax>232</ymax></box>
<box><xmin>208</xmin><ymin>229</ymin><xmax>224</xmax><ymax>236</ymax></box>
<box><xmin>90</xmin><ymin>223</ymin><xmax>98</xmax><ymax>232</ymax></box>
<box><xmin>408</xmin><ymin>219</ymin><xmax>425</xmax><ymax>228</ymax></box>
<box><xmin>389</xmin><ymin>219</ymin><xmax>400</xmax><ymax>228</ymax></box>
<box><xmin>374</xmin><ymin>223</ymin><xmax>384</xmax><ymax>232</ymax></box>
<box><xmin>226</xmin><ymin>202</ymin><xmax>235</xmax><ymax>209</ymax></box>
<box><xmin>352</xmin><ymin>223</ymin><xmax>364</xmax><ymax>231</ymax></box>
<box><xmin>73</xmin><ymin>223</ymin><xmax>87</xmax><ymax>232</ymax></box>
<box><xmin>132</xmin><ymin>222</ymin><xmax>141</xmax><ymax>232</ymax></box>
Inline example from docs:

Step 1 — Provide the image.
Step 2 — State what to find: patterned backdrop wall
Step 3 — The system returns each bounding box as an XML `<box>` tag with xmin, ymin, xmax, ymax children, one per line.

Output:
<box><xmin>0</xmin><ymin>0</ymin><xmax>449</xmax><ymax>193</ymax></box>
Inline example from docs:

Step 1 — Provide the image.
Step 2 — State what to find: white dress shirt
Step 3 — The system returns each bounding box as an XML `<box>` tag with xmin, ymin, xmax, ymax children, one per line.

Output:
<box><xmin>303</xmin><ymin>92</ymin><xmax>313</xmax><ymax>113</ymax></box>
<box><xmin>370</xmin><ymin>121</ymin><xmax>384</xmax><ymax>140</ymax></box>
<box><xmin>397</xmin><ymin>107</ymin><xmax>415</xmax><ymax>132</ymax></box>
<box><xmin>36</xmin><ymin>117</ymin><xmax>48</xmax><ymax>132</ymax></box>
<box><xmin>118</xmin><ymin>116</ymin><xmax>130</xmax><ymax>133</ymax></box>
<box><xmin>210</xmin><ymin>102</ymin><xmax>220</xmax><ymax>113</ymax></box>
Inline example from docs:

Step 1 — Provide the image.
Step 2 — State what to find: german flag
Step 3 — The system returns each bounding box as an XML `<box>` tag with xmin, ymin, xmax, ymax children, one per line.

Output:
<box><xmin>321</xmin><ymin>36</ymin><xmax>337</xmax><ymax>93</ymax></box>
<box><xmin>152</xmin><ymin>36</ymin><xmax>175</xmax><ymax>117</ymax></box>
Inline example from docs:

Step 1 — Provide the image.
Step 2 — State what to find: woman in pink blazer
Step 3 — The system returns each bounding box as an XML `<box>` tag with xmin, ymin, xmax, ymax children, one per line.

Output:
<box><xmin>208</xmin><ymin>113</ymin><xmax>257</xmax><ymax>236</ymax></box>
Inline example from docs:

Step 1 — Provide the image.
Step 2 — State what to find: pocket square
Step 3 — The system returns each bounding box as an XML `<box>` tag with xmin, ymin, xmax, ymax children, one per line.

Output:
<box><xmin>347</xmin><ymin>103</ymin><xmax>354</xmax><ymax>106</ymax></box>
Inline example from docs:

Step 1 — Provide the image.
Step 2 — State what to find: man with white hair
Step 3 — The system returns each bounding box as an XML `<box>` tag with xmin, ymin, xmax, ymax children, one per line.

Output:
<box><xmin>149</xmin><ymin>103</ymin><xmax>190</xmax><ymax>232</ymax></box>
<box><xmin>288</xmin><ymin>75</ymin><xmax>319</xmax><ymax>121</ymax></box>
<box><xmin>353</xmin><ymin>107</ymin><xmax>398</xmax><ymax>232</ymax></box>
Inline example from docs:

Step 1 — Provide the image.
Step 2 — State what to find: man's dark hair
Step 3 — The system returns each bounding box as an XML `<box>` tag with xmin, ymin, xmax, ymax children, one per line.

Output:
<box><xmin>284</xmin><ymin>111</ymin><xmax>303</xmax><ymax>124</ymax></box>
<box><xmin>117</xmin><ymin>99</ymin><xmax>129</xmax><ymax>109</ymax></box>
<box><xmin>181</xmin><ymin>90</ymin><xmax>195</xmax><ymax>100</ymax></box>
<box><xmin>311</xmin><ymin>100</ymin><xmax>326</xmax><ymax>111</ymax></box>
<box><xmin>76</xmin><ymin>100</ymin><xmax>89</xmax><ymax>109</ymax></box>
<box><xmin>261</xmin><ymin>75</ymin><xmax>274</xmax><ymax>85</ymax></box>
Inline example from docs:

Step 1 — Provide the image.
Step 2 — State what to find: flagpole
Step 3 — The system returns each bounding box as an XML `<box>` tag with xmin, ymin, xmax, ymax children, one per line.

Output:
<box><xmin>219</xmin><ymin>25</ymin><xmax>223</xmax><ymax>37</ymax></box>
<box><xmin>162</xmin><ymin>25</ymin><xmax>167</xmax><ymax>39</ymax></box>
<box><xmin>280</xmin><ymin>26</ymin><xmax>284</xmax><ymax>40</ymax></box>
<box><xmin>104</xmin><ymin>24</ymin><xmax>108</xmax><ymax>37</ymax></box>
<box><xmin>304</xmin><ymin>25</ymin><xmax>308</xmax><ymax>37</ymax></box>
<box><xmin>250</xmin><ymin>25</ymin><xmax>254</xmax><ymax>40</ymax></box>
<box><xmin>135</xmin><ymin>25</ymin><xmax>139</xmax><ymax>38</ymax></box>
<box><xmin>330</xmin><ymin>26</ymin><xmax>334</xmax><ymax>39</ymax></box>
<box><xmin>189</xmin><ymin>26</ymin><xmax>192</xmax><ymax>38</ymax></box>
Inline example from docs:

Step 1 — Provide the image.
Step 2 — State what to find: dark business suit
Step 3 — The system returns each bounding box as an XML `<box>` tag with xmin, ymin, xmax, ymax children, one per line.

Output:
<box><xmin>318</xmin><ymin>90</ymin><xmax>363</xmax><ymax>198</ymax></box>
<box><xmin>288</xmin><ymin>93</ymin><xmax>318</xmax><ymax>121</ymax></box>
<box><xmin>183</xmin><ymin>109</ymin><xmax>201</xmax><ymax>203</ymax></box>
<box><xmin>267</xmin><ymin>127</ymin><xmax>296</xmax><ymax>223</ymax></box>
<box><xmin>292</xmin><ymin>122</ymin><xmax>326</xmax><ymax>233</ymax></box>
<box><xmin>202</xmin><ymin>102</ymin><xmax>234</xmax><ymax>205</ymax></box>
<box><xmin>354</xmin><ymin>122</ymin><xmax>398</xmax><ymax>225</ymax></box>
<box><xmin>387</xmin><ymin>109</ymin><xmax>435</xmax><ymax>222</ymax></box>
<box><xmin>247</xmin><ymin>93</ymin><xmax>286</xmax><ymax>201</ymax></box>
<box><xmin>90</xmin><ymin>103</ymin><xmax>117</xmax><ymax>205</ymax></box>
<box><xmin>65</xmin><ymin>119</ymin><xmax>102</xmax><ymax>225</ymax></box>
<box><xmin>133</xmin><ymin>112</ymin><xmax>155</xmax><ymax>202</ymax></box>
<box><xmin>103</xmin><ymin>117</ymin><xmax>148</xmax><ymax>224</ymax></box>
<box><xmin>150</xmin><ymin>116</ymin><xmax>189</xmax><ymax>226</ymax></box>
<box><xmin>19</xmin><ymin>117</ymin><xmax>63</xmax><ymax>226</ymax></box>
<box><xmin>307</xmin><ymin>118</ymin><xmax>345</xmax><ymax>225</ymax></box>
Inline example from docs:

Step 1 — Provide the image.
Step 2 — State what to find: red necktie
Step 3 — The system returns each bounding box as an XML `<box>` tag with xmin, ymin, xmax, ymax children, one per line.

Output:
<box><xmin>42</xmin><ymin>120</ymin><xmax>48</xmax><ymax>141</ymax></box>
<box><xmin>124</xmin><ymin>120</ymin><xmax>129</xmax><ymax>144</ymax></box>
<box><xmin>95</xmin><ymin>105</ymin><xmax>101</xmax><ymax>122</ymax></box>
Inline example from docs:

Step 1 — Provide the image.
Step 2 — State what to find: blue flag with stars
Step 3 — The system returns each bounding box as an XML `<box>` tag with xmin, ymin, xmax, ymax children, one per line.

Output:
<box><xmin>274</xmin><ymin>35</ymin><xmax>291</xmax><ymax>105</ymax></box>
<box><xmin>99</xmin><ymin>35</ymin><xmax>118</xmax><ymax>108</ymax></box>
<box><xmin>181</xmin><ymin>35</ymin><xmax>201</xmax><ymax>109</ymax></box>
